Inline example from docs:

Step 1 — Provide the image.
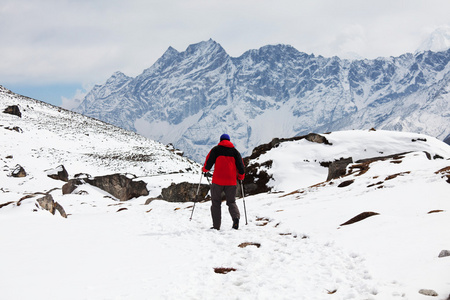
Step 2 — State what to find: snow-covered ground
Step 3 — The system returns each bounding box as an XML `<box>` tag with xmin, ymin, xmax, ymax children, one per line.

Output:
<box><xmin>1</xmin><ymin>87</ymin><xmax>450</xmax><ymax>299</ymax></box>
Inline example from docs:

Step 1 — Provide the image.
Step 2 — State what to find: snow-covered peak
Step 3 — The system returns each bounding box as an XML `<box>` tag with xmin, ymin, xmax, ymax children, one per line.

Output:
<box><xmin>185</xmin><ymin>38</ymin><xmax>226</xmax><ymax>57</ymax></box>
<box><xmin>105</xmin><ymin>71</ymin><xmax>131</xmax><ymax>85</ymax></box>
<box><xmin>417</xmin><ymin>26</ymin><xmax>450</xmax><ymax>53</ymax></box>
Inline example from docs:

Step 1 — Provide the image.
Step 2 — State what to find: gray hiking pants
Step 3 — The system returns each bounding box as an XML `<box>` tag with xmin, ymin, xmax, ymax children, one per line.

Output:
<box><xmin>210</xmin><ymin>183</ymin><xmax>240</xmax><ymax>230</ymax></box>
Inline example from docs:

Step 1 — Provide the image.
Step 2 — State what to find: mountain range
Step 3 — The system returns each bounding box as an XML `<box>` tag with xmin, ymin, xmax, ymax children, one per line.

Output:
<box><xmin>73</xmin><ymin>39</ymin><xmax>450</xmax><ymax>162</ymax></box>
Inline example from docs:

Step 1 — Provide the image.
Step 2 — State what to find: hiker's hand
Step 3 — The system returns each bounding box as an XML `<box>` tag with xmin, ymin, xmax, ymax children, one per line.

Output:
<box><xmin>203</xmin><ymin>172</ymin><xmax>212</xmax><ymax>178</ymax></box>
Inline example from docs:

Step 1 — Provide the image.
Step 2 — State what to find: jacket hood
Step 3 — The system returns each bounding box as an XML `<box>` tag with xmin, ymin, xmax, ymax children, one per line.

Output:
<box><xmin>218</xmin><ymin>140</ymin><xmax>234</xmax><ymax>148</ymax></box>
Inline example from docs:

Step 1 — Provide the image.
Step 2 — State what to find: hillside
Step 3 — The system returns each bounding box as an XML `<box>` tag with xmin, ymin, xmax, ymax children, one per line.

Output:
<box><xmin>1</xmin><ymin>86</ymin><xmax>450</xmax><ymax>299</ymax></box>
<box><xmin>0</xmin><ymin>85</ymin><xmax>199</xmax><ymax>196</ymax></box>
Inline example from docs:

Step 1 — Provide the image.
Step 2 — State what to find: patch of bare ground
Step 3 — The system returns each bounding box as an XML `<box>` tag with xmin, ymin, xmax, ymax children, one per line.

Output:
<box><xmin>214</xmin><ymin>267</ymin><xmax>236</xmax><ymax>274</ymax></box>
<box><xmin>436</xmin><ymin>166</ymin><xmax>450</xmax><ymax>183</ymax></box>
<box><xmin>338</xmin><ymin>180</ymin><xmax>354</xmax><ymax>188</ymax></box>
<box><xmin>385</xmin><ymin>171</ymin><xmax>411</xmax><ymax>181</ymax></box>
<box><xmin>238</xmin><ymin>242</ymin><xmax>261</xmax><ymax>248</ymax></box>
<box><xmin>255</xmin><ymin>217</ymin><xmax>270</xmax><ymax>226</ymax></box>
<box><xmin>340</xmin><ymin>212</ymin><xmax>380</xmax><ymax>226</ymax></box>
<box><xmin>0</xmin><ymin>201</ymin><xmax>14</xmax><ymax>209</ymax></box>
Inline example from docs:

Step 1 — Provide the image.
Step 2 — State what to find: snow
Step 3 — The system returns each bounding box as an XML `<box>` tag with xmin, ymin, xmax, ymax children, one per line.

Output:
<box><xmin>1</xmin><ymin>87</ymin><xmax>450</xmax><ymax>299</ymax></box>
<box><xmin>417</xmin><ymin>26</ymin><xmax>450</xmax><ymax>53</ymax></box>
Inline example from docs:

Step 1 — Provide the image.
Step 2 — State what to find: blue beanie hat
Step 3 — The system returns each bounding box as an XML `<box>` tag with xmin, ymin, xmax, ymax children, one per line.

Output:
<box><xmin>220</xmin><ymin>134</ymin><xmax>230</xmax><ymax>141</ymax></box>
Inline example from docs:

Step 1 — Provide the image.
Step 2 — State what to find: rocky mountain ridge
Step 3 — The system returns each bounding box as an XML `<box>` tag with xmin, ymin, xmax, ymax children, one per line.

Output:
<box><xmin>74</xmin><ymin>39</ymin><xmax>450</xmax><ymax>162</ymax></box>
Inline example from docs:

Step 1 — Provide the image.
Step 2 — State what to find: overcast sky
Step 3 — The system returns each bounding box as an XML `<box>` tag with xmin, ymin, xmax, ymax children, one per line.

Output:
<box><xmin>1</xmin><ymin>0</ymin><xmax>450</xmax><ymax>107</ymax></box>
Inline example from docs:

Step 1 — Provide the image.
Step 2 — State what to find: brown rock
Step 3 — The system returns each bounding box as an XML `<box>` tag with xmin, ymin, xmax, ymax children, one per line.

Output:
<box><xmin>47</xmin><ymin>165</ymin><xmax>69</xmax><ymax>182</ymax></box>
<box><xmin>327</xmin><ymin>157</ymin><xmax>353</xmax><ymax>180</ymax></box>
<box><xmin>161</xmin><ymin>182</ymin><xmax>209</xmax><ymax>202</ymax></box>
<box><xmin>36</xmin><ymin>194</ymin><xmax>67</xmax><ymax>218</ymax></box>
<box><xmin>418</xmin><ymin>289</ymin><xmax>438</xmax><ymax>297</ymax></box>
<box><xmin>3</xmin><ymin>105</ymin><xmax>22</xmax><ymax>117</ymax></box>
<box><xmin>214</xmin><ymin>267</ymin><xmax>236</xmax><ymax>274</ymax></box>
<box><xmin>62</xmin><ymin>179</ymin><xmax>84</xmax><ymax>195</ymax></box>
<box><xmin>37</xmin><ymin>194</ymin><xmax>56</xmax><ymax>215</ymax></box>
<box><xmin>11</xmin><ymin>165</ymin><xmax>26</xmax><ymax>177</ymax></box>
<box><xmin>238</xmin><ymin>242</ymin><xmax>261</xmax><ymax>248</ymax></box>
<box><xmin>62</xmin><ymin>174</ymin><xmax>149</xmax><ymax>201</ymax></box>
<box><xmin>438</xmin><ymin>250</ymin><xmax>450</xmax><ymax>258</ymax></box>
<box><xmin>338</xmin><ymin>180</ymin><xmax>354</xmax><ymax>188</ymax></box>
<box><xmin>340</xmin><ymin>212</ymin><xmax>380</xmax><ymax>226</ymax></box>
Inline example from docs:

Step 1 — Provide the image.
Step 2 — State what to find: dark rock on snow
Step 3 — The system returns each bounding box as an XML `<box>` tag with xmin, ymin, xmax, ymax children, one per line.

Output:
<box><xmin>340</xmin><ymin>212</ymin><xmax>380</xmax><ymax>226</ymax></box>
<box><xmin>338</xmin><ymin>179</ymin><xmax>354</xmax><ymax>188</ymax></box>
<box><xmin>11</xmin><ymin>165</ymin><xmax>26</xmax><ymax>177</ymax></box>
<box><xmin>438</xmin><ymin>250</ymin><xmax>450</xmax><ymax>258</ymax></box>
<box><xmin>418</xmin><ymin>289</ymin><xmax>438</xmax><ymax>297</ymax></box>
<box><xmin>47</xmin><ymin>165</ymin><xmax>69</xmax><ymax>182</ymax></box>
<box><xmin>161</xmin><ymin>181</ymin><xmax>210</xmax><ymax>202</ymax></box>
<box><xmin>63</xmin><ymin>174</ymin><xmax>149</xmax><ymax>201</ymax></box>
<box><xmin>326</xmin><ymin>157</ymin><xmax>353</xmax><ymax>181</ymax></box>
<box><xmin>242</xmin><ymin>133</ymin><xmax>332</xmax><ymax>196</ymax></box>
<box><xmin>62</xmin><ymin>179</ymin><xmax>84</xmax><ymax>195</ymax></box>
<box><xmin>3</xmin><ymin>105</ymin><xmax>22</xmax><ymax>117</ymax></box>
<box><xmin>4</xmin><ymin>126</ymin><xmax>23</xmax><ymax>133</ymax></box>
<box><xmin>36</xmin><ymin>194</ymin><xmax>67</xmax><ymax>218</ymax></box>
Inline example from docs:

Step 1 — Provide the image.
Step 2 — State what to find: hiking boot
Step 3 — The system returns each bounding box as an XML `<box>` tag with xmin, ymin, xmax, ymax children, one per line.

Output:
<box><xmin>232</xmin><ymin>218</ymin><xmax>239</xmax><ymax>230</ymax></box>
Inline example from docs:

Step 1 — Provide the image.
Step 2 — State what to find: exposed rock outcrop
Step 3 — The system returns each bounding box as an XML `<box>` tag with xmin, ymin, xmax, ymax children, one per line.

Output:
<box><xmin>340</xmin><ymin>212</ymin><xmax>380</xmax><ymax>226</ymax></box>
<box><xmin>242</xmin><ymin>133</ymin><xmax>332</xmax><ymax>196</ymax></box>
<box><xmin>11</xmin><ymin>165</ymin><xmax>26</xmax><ymax>177</ymax></box>
<box><xmin>161</xmin><ymin>182</ymin><xmax>210</xmax><ymax>202</ymax></box>
<box><xmin>36</xmin><ymin>194</ymin><xmax>67</xmax><ymax>218</ymax></box>
<box><xmin>418</xmin><ymin>289</ymin><xmax>438</xmax><ymax>297</ymax></box>
<box><xmin>326</xmin><ymin>157</ymin><xmax>353</xmax><ymax>181</ymax></box>
<box><xmin>3</xmin><ymin>105</ymin><xmax>22</xmax><ymax>117</ymax></box>
<box><xmin>62</xmin><ymin>173</ymin><xmax>149</xmax><ymax>201</ymax></box>
<box><xmin>47</xmin><ymin>165</ymin><xmax>69</xmax><ymax>182</ymax></box>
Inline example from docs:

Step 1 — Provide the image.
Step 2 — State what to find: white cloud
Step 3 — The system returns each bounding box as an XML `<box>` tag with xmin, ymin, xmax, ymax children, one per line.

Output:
<box><xmin>1</xmin><ymin>0</ymin><xmax>450</xmax><ymax>89</ymax></box>
<box><xmin>60</xmin><ymin>83</ymin><xmax>92</xmax><ymax>110</ymax></box>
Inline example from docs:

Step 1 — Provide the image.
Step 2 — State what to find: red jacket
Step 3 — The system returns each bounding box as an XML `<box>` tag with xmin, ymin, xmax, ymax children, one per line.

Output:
<box><xmin>202</xmin><ymin>140</ymin><xmax>245</xmax><ymax>186</ymax></box>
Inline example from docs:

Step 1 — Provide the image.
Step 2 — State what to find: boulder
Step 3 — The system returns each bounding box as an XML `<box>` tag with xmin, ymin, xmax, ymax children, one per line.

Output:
<box><xmin>62</xmin><ymin>174</ymin><xmax>149</xmax><ymax>201</ymax></box>
<box><xmin>161</xmin><ymin>182</ymin><xmax>210</xmax><ymax>202</ymax></box>
<box><xmin>11</xmin><ymin>165</ymin><xmax>26</xmax><ymax>177</ymax></box>
<box><xmin>326</xmin><ymin>157</ymin><xmax>353</xmax><ymax>181</ymax></box>
<box><xmin>36</xmin><ymin>194</ymin><xmax>67</xmax><ymax>218</ymax></box>
<box><xmin>305</xmin><ymin>133</ymin><xmax>332</xmax><ymax>145</ymax></box>
<box><xmin>338</xmin><ymin>179</ymin><xmax>354</xmax><ymax>188</ymax></box>
<box><xmin>47</xmin><ymin>165</ymin><xmax>69</xmax><ymax>182</ymax></box>
<box><xmin>242</xmin><ymin>161</ymin><xmax>272</xmax><ymax>196</ymax></box>
<box><xmin>438</xmin><ymin>250</ymin><xmax>450</xmax><ymax>258</ymax></box>
<box><xmin>37</xmin><ymin>194</ymin><xmax>56</xmax><ymax>214</ymax></box>
<box><xmin>62</xmin><ymin>179</ymin><xmax>84</xmax><ymax>195</ymax></box>
<box><xmin>3</xmin><ymin>105</ymin><xmax>22</xmax><ymax>117</ymax></box>
<box><xmin>418</xmin><ymin>289</ymin><xmax>438</xmax><ymax>297</ymax></box>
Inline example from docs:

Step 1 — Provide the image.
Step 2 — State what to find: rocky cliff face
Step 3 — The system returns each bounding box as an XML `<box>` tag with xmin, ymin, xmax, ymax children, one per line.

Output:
<box><xmin>74</xmin><ymin>39</ymin><xmax>450</xmax><ymax>162</ymax></box>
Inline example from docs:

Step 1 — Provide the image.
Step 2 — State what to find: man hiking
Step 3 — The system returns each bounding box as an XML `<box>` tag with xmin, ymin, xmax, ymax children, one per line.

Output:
<box><xmin>202</xmin><ymin>134</ymin><xmax>245</xmax><ymax>230</ymax></box>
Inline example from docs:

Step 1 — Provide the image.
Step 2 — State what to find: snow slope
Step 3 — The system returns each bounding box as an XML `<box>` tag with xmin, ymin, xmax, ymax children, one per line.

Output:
<box><xmin>1</xmin><ymin>87</ymin><xmax>450</xmax><ymax>299</ymax></box>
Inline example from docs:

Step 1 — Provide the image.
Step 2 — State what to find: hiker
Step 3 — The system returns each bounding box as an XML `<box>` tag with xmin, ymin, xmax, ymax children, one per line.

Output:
<box><xmin>202</xmin><ymin>134</ymin><xmax>245</xmax><ymax>230</ymax></box>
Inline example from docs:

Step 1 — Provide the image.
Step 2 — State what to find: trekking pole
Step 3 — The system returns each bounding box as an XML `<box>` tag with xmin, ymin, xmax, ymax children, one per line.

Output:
<box><xmin>240</xmin><ymin>181</ymin><xmax>248</xmax><ymax>225</ymax></box>
<box><xmin>189</xmin><ymin>172</ymin><xmax>203</xmax><ymax>221</ymax></box>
